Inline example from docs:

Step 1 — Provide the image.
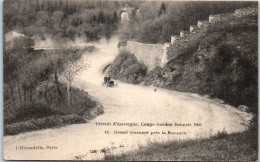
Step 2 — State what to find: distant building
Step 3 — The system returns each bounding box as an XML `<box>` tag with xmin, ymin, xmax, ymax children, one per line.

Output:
<box><xmin>5</xmin><ymin>31</ymin><xmax>26</xmax><ymax>42</ymax></box>
<box><xmin>120</xmin><ymin>9</ymin><xmax>130</xmax><ymax>23</ymax></box>
<box><xmin>5</xmin><ymin>31</ymin><xmax>35</xmax><ymax>49</ymax></box>
<box><xmin>119</xmin><ymin>5</ymin><xmax>140</xmax><ymax>23</ymax></box>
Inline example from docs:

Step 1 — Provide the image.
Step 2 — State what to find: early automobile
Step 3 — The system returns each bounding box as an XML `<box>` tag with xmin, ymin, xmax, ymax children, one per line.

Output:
<box><xmin>102</xmin><ymin>75</ymin><xmax>117</xmax><ymax>87</ymax></box>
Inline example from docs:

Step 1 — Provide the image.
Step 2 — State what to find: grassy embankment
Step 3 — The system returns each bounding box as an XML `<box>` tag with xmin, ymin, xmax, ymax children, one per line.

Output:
<box><xmin>105</xmin><ymin>118</ymin><xmax>257</xmax><ymax>161</ymax></box>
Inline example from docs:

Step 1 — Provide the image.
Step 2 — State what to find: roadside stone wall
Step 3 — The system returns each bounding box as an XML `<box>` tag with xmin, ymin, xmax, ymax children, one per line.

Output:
<box><xmin>123</xmin><ymin>41</ymin><xmax>169</xmax><ymax>71</ymax></box>
<box><xmin>197</xmin><ymin>20</ymin><xmax>209</xmax><ymax>28</ymax></box>
<box><xmin>234</xmin><ymin>6</ymin><xmax>257</xmax><ymax>17</ymax></box>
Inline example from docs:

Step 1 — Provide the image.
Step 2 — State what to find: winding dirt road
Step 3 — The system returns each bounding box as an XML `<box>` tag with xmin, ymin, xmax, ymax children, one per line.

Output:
<box><xmin>3</xmin><ymin>37</ymin><xmax>252</xmax><ymax>160</ymax></box>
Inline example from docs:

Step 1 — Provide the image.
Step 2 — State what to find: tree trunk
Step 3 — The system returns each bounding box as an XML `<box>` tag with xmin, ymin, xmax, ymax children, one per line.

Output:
<box><xmin>67</xmin><ymin>82</ymin><xmax>71</xmax><ymax>108</ymax></box>
<box><xmin>44</xmin><ymin>82</ymin><xmax>49</xmax><ymax>104</ymax></box>
<box><xmin>16</xmin><ymin>79</ymin><xmax>22</xmax><ymax>106</ymax></box>
<box><xmin>29</xmin><ymin>88</ymin><xmax>33</xmax><ymax>103</ymax></box>
<box><xmin>23</xmin><ymin>89</ymin><xmax>27</xmax><ymax>102</ymax></box>
<box><xmin>9</xmin><ymin>82</ymin><xmax>16</xmax><ymax>108</ymax></box>
<box><xmin>54</xmin><ymin>70</ymin><xmax>63</xmax><ymax>98</ymax></box>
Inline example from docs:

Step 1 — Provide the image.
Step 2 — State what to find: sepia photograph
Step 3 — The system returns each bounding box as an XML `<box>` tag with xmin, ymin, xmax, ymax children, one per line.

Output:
<box><xmin>3</xmin><ymin>0</ymin><xmax>258</xmax><ymax>161</ymax></box>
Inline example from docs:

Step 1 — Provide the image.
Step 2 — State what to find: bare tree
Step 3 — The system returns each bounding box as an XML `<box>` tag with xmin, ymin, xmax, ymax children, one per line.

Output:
<box><xmin>60</xmin><ymin>54</ymin><xmax>90</xmax><ymax>108</ymax></box>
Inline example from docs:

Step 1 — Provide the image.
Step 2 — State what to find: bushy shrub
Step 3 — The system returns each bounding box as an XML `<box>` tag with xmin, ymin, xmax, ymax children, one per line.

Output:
<box><xmin>4</xmin><ymin>114</ymin><xmax>86</xmax><ymax>135</ymax></box>
<box><xmin>8</xmin><ymin>103</ymin><xmax>52</xmax><ymax>124</ymax></box>
<box><xmin>215</xmin><ymin>128</ymin><xmax>228</xmax><ymax>139</ymax></box>
<box><xmin>108</xmin><ymin>50</ymin><xmax>148</xmax><ymax>84</ymax></box>
<box><xmin>62</xmin><ymin>114</ymin><xmax>85</xmax><ymax>124</ymax></box>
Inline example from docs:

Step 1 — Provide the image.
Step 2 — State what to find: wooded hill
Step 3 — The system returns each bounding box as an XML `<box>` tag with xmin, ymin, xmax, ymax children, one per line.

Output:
<box><xmin>110</xmin><ymin>6</ymin><xmax>258</xmax><ymax>113</ymax></box>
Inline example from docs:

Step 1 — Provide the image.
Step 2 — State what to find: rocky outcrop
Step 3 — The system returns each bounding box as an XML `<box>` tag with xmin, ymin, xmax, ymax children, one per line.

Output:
<box><xmin>108</xmin><ymin>50</ymin><xmax>148</xmax><ymax>84</ymax></box>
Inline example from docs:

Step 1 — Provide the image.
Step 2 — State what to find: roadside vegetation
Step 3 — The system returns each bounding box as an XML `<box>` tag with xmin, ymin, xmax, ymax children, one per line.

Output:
<box><xmin>105</xmin><ymin>116</ymin><xmax>257</xmax><ymax>161</ymax></box>
<box><xmin>108</xmin><ymin>50</ymin><xmax>147</xmax><ymax>84</ymax></box>
<box><xmin>3</xmin><ymin>36</ymin><xmax>103</xmax><ymax>135</ymax></box>
<box><xmin>4</xmin><ymin>0</ymin><xmax>122</xmax><ymax>41</ymax></box>
<box><xmin>4</xmin><ymin>1</ymin><xmax>254</xmax><ymax>43</ymax></box>
<box><xmin>145</xmin><ymin>7</ymin><xmax>258</xmax><ymax>112</ymax></box>
<box><xmin>119</xmin><ymin>1</ymin><xmax>255</xmax><ymax>43</ymax></box>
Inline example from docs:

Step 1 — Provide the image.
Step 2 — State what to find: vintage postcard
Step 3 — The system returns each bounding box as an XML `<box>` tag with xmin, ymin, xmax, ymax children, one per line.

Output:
<box><xmin>3</xmin><ymin>0</ymin><xmax>258</xmax><ymax>161</ymax></box>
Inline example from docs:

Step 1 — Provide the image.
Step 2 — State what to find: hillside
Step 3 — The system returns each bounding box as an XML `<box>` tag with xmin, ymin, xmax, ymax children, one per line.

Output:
<box><xmin>145</xmin><ymin>6</ymin><xmax>258</xmax><ymax>112</ymax></box>
<box><xmin>110</xmin><ymin>6</ymin><xmax>258</xmax><ymax>112</ymax></box>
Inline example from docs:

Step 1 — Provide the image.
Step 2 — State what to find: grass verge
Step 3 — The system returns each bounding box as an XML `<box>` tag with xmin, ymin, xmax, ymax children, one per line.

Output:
<box><xmin>104</xmin><ymin>117</ymin><xmax>257</xmax><ymax>161</ymax></box>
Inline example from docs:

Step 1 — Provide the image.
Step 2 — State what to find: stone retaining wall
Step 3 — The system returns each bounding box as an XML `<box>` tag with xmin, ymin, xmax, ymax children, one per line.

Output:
<box><xmin>123</xmin><ymin>41</ymin><xmax>170</xmax><ymax>71</ymax></box>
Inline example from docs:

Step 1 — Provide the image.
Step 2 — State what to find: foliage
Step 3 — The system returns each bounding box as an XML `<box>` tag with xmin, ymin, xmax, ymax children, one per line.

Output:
<box><xmin>4</xmin><ymin>114</ymin><xmax>85</xmax><ymax>135</ymax></box>
<box><xmin>3</xmin><ymin>35</ymin><xmax>97</xmax><ymax>134</ymax></box>
<box><xmin>158</xmin><ymin>2</ymin><xmax>166</xmax><ymax>16</ymax></box>
<box><xmin>97</xmin><ymin>10</ymin><xmax>105</xmax><ymax>24</ymax></box>
<box><xmin>215</xmin><ymin>128</ymin><xmax>228</xmax><ymax>139</ymax></box>
<box><xmin>60</xmin><ymin>54</ymin><xmax>90</xmax><ymax>108</ymax></box>
<box><xmin>3</xmin><ymin>0</ymin><xmax>124</xmax><ymax>41</ymax></box>
<box><xmin>118</xmin><ymin>1</ymin><xmax>256</xmax><ymax>43</ymax></box>
<box><xmin>4</xmin><ymin>81</ymin><xmax>102</xmax><ymax>135</ymax></box>
<box><xmin>112</xmin><ymin>10</ymin><xmax>118</xmax><ymax>24</ymax></box>
<box><xmin>108</xmin><ymin>50</ymin><xmax>148</xmax><ymax>84</ymax></box>
<box><xmin>145</xmin><ymin>8</ymin><xmax>258</xmax><ymax>112</ymax></box>
<box><xmin>4</xmin><ymin>0</ymin><xmax>255</xmax><ymax>43</ymax></box>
